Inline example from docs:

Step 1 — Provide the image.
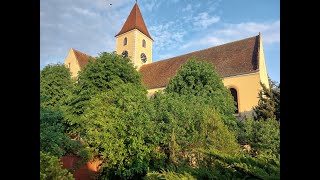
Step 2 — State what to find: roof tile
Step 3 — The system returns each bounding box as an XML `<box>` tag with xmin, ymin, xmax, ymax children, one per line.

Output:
<box><xmin>115</xmin><ymin>3</ymin><xmax>153</xmax><ymax>40</ymax></box>
<box><xmin>139</xmin><ymin>35</ymin><xmax>260</xmax><ymax>89</ymax></box>
<box><xmin>72</xmin><ymin>48</ymin><xmax>95</xmax><ymax>69</ymax></box>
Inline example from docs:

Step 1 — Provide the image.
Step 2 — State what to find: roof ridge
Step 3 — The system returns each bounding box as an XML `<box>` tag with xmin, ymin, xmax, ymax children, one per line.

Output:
<box><xmin>256</xmin><ymin>33</ymin><xmax>261</xmax><ymax>70</ymax></box>
<box><xmin>72</xmin><ymin>48</ymin><xmax>90</xmax><ymax>56</ymax></box>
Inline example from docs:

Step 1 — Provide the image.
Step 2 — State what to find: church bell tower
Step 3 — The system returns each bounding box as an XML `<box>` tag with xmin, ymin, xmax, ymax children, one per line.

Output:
<box><xmin>115</xmin><ymin>2</ymin><xmax>153</xmax><ymax>70</ymax></box>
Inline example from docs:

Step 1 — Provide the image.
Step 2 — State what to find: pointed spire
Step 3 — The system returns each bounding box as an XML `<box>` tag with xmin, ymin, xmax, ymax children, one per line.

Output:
<box><xmin>115</xmin><ymin>3</ymin><xmax>153</xmax><ymax>40</ymax></box>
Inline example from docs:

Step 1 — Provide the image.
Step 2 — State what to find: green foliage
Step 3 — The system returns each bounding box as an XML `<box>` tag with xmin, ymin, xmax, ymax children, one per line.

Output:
<box><xmin>165</xmin><ymin>59</ymin><xmax>237</xmax><ymax>131</ymax></box>
<box><xmin>40</xmin><ymin>64</ymin><xmax>74</xmax><ymax>108</ymax></box>
<box><xmin>40</xmin><ymin>151</ymin><xmax>74</xmax><ymax>180</ymax></box>
<box><xmin>238</xmin><ymin>118</ymin><xmax>280</xmax><ymax>159</ymax></box>
<box><xmin>271</xmin><ymin>81</ymin><xmax>280</xmax><ymax>121</ymax></box>
<box><xmin>63</xmin><ymin>52</ymin><xmax>145</xmax><ymax>134</ymax></box>
<box><xmin>150</xmin><ymin>93</ymin><xmax>240</xmax><ymax>168</ymax></box>
<box><xmin>41</xmin><ymin>52</ymin><xmax>279</xmax><ymax>179</ymax></box>
<box><xmin>254</xmin><ymin>79</ymin><xmax>280</xmax><ymax>121</ymax></box>
<box><xmin>195</xmin><ymin>149</ymin><xmax>280</xmax><ymax>179</ymax></box>
<box><xmin>81</xmin><ymin>83</ymin><xmax>156</xmax><ymax>179</ymax></box>
<box><xmin>145</xmin><ymin>170</ymin><xmax>196</xmax><ymax>180</ymax></box>
<box><xmin>40</xmin><ymin>106</ymin><xmax>83</xmax><ymax>157</ymax></box>
<box><xmin>78</xmin><ymin>52</ymin><xmax>141</xmax><ymax>91</ymax></box>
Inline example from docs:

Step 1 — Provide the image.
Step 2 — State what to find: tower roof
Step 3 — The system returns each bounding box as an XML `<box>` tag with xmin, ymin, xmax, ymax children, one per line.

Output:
<box><xmin>115</xmin><ymin>3</ymin><xmax>153</xmax><ymax>40</ymax></box>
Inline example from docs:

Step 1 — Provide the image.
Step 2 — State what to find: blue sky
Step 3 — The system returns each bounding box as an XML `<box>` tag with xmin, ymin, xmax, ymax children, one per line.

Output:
<box><xmin>40</xmin><ymin>0</ymin><xmax>280</xmax><ymax>82</ymax></box>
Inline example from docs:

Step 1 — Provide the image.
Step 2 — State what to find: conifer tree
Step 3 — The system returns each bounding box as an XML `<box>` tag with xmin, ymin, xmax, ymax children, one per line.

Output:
<box><xmin>253</xmin><ymin>79</ymin><xmax>280</xmax><ymax>121</ymax></box>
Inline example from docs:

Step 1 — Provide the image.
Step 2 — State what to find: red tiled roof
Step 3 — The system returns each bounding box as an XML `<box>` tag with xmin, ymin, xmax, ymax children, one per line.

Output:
<box><xmin>115</xmin><ymin>3</ymin><xmax>153</xmax><ymax>40</ymax></box>
<box><xmin>72</xmin><ymin>48</ymin><xmax>95</xmax><ymax>69</ymax></box>
<box><xmin>139</xmin><ymin>35</ymin><xmax>260</xmax><ymax>89</ymax></box>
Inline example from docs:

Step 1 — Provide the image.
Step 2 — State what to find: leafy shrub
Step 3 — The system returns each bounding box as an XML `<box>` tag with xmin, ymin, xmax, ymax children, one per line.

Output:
<box><xmin>238</xmin><ymin>118</ymin><xmax>280</xmax><ymax>158</ymax></box>
<box><xmin>166</xmin><ymin>59</ymin><xmax>238</xmax><ymax>131</ymax></box>
<box><xmin>145</xmin><ymin>170</ymin><xmax>196</xmax><ymax>180</ymax></box>
<box><xmin>40</xmin><ymin>151</ymin><xmax>74</xmax><ymax>180</ymax></box>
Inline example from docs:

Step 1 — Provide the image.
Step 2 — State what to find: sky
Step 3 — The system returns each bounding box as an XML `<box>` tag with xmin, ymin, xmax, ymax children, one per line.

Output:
<box><xmin>40</xmin><ymin>0</ymin><xmax>280</xmax><ymax>82</ymax></box>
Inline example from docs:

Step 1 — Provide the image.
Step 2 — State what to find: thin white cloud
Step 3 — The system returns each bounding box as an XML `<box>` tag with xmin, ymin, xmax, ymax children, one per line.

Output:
<box><xmin>181</xmin><ymin>20</ymin><xmax>280</xmax><ymax>51</ymax></box>
<box><xmin>143</xmin><ymin>0</ymin><xmax>161</xmax><ymax>12</ymax></box>
<box><xmin>193</xmin><ymin>12</ymin><xmax>220</xmax><ymax>29</ymax></box>
<box><xmin>216</xmin><ymin>20</ymin><xmax>280</xmax><ymax>44</ymax></box>
<box><xmin>181</xmin><ymin>36</ymin><xmax>224</xmax><ymax>50</ymax></box>
<box><xmin>149</xmin><ymin>21</ymin><xmax>186</xmax><ymax>51</ymax></box>
<box><xmin>157</xmin><ymin>53</ymin><xmax>175</xmax><ymax>60</ymax></box>
<box><xmin>72</xmin><ymin>7</ymin><xmax>98</xmax><ymax>17</ymax></box>
<box><xmin>40</xmin><ymin>0</ymin><xmax>132</xmax><ymax>68</ymax></box>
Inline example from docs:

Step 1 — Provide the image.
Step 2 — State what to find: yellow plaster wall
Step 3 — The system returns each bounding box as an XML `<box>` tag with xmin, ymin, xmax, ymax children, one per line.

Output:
<box><xmin>146</xmin><ymin>87</ymin><xmax>165</xmax><ymax>98</ymax></box>
<box><xmin>115</xmin><ymin>30</ymin><xmax>136</xmax><ymax>64</ymax></box>
<box><xmin>258</xmin><ymin>35</ymin><xmax>270</xmax><ymax>89</ymax></box>
<box><xmin>64</xmin><ymin>48</ymin><xmax>81</xmax><ymax>78</ymax></box>
<box><xmin>223</xmin><ymin>73</ymin><xmax>261</xmax><ymax>115</ymax></box>
<box><xmin>146</xmin><ymin>73</ymin><xmax>262</xmax><ymax>115</ymax></box>
<box><xmin>134</xmin><ymin>30</ymin><xmax>153</xmax><ymax>69</ymax></box>
<box><xmin>115</xmin><ymin>29</ymin><xmax>153</xmax><ymax>70</ymax></box>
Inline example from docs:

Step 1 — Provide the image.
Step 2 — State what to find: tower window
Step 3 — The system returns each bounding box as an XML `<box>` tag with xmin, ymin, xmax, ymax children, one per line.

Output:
<box><xmin>140</xmin><ymin>53</ymin><xmax>147</xmax><ymax>63</ymax></box>
<box><xmin>68</xmin><ymin>63</ymin><xmax>71</xmax><ymax>69</ymax></box>
<box><xmin>142</xmin><ymin>39</ymin><xmax>146</xmax><ymax>48</ymax></box>
<box><xmin>122</xmin><ymin>50</ymin><xmax>128</xmax><ymax>58</ymax></box>
<box><xmin>229</xmin><ymin>88</ymin><xmax>239</xmax><ymax>114</ymax></box>
<box><xmin>123</xmin><ymin>37</ymin><xmax>127</xmax><ymax>46</ymax></box>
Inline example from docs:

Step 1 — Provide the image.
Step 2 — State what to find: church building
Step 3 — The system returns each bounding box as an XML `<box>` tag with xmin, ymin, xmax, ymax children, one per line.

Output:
<box><xmin>64</xmin><ymin>3</ymin><xmax>270</xmax><ymax>117</ymax></box>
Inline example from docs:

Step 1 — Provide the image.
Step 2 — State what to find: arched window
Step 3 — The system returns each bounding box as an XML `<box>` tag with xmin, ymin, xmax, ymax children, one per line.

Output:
<box><xmin>142</xmin><ymin>39</ymin><xmax>146</xmax><ymax>48</ymax></box>
<box><xmin>140</xmin><ymin>53</ymin><xmax>147</xmax><ymax>63</ymax></box>
<box><xmin>122</xmin><ymin>50</ymin><xmax>128</xmax><ymax>58</ymax></box>
<box><xmin>123</xmin><ymin>37</ymin><xmax>127</xmax><ymax>46</ymax></box>
<box><xmin>229</xmin><ymin>88</ymin><xmax>239</xmax><ymax>114</ymax></box>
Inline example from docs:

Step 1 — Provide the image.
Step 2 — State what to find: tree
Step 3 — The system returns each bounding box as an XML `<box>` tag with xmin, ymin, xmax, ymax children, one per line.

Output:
<box><xmin>271</xmin><ymin>81</ymin><xmax>280</xmax><ymax>121</ymax></box>
<box><xmin>253</xmin><ymin>79</ymin><xmax>280</xmax><ymax>121</ymax></box>
<box><xmin>80</xmin><ymin>83</ymin><xmax>156</xmax><ymax>179</ymax></box>
<box><xmin>40</xmin><ymin>106</ymin><xmax>83</xmax><ymax>157</ymax></box>
<box><xmin>40</xmin><ymin>151</ymin><xmax>74</xmax><ymax>180</ymax></box>
<box><xmin>150</xmin><ymin>93</ymin><xmax>240</xmax><ymax>169</ymax></box>
<box><xmin>40</xmin><ymin>64</ymin><xmax>74</xmax><ymax>108</ymax></box>
<box><xmin>195</xmin><ymin>149</ymin><xmax>280</xmax><ymax>180</ymax></box>
<box><xmin>239</xmin><ymin>118</ymin><xmax>280</xmax><ymax>159</ymax></box>
<box><xmin>63</xmin><ymin>52</ymin><xmax>145</xmax><ymax>135</ymax></box>
<box><xmin>166</xmin><ymin>59</ymin><xmax>237</xmax><ymax>131</ymax></box>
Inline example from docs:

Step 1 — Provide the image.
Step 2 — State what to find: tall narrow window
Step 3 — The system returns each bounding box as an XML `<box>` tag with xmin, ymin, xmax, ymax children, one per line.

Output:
<box><xmin>68</xmin><ymin>63</ymin><xmax>71</xmax><ymax>69</ymax></box>
<box><xmin>229</xmin><ymin>88</ymin><xmax>239</xmax><ymax>114</ymax></box>
<box><xmin>142</xmin><ymin>39</ymin><xmax>146</xmax><ymax>48</ymax></box>
<box><xmin>124</xmin><ymin>37</ymin><xmax>127</xmax><ymax>46</ymax></box>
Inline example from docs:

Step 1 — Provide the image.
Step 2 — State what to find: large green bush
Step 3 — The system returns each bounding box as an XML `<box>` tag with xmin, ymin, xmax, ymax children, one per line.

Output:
<box><xmin>80</xmin><ymin>83</ymin><xmax>156</xmax><ymax>179</ymax></box>
<box><xmin>150</xmin><ymin>93</ymin><xmax>240</xmax><ymax>169</ymax></box>
<box><xmin>40</xmin><ymin>151</ymin><xmax>74</xmax><ymax>180</ymax></box>
<box><xmin>63</xmin><ymin>52</ymin><xmax>145</xmax><ymax>135</ymax></box>
<box><xmin>40</xmin><ymin>64</ymin><xmax>74</xmax><ymax>108</ymax></box>
<box><xmin>40</xmin><ymin>106</ymin><xmax>82</xmax><ymax>157</ymax></box>
<box><xmin>238</xmin><ymin>118</ymin><xmax>280</xmax><ymax>159</ymax></box>
<box><xmin>197</xmin><ymin>148</ymin><xmax>280</xmax><ymax>179</ymax></box>
<box><xmin>166</xmin><ymin>59</ymin><xmax>238</xmax><ymax>131</ymax></box>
